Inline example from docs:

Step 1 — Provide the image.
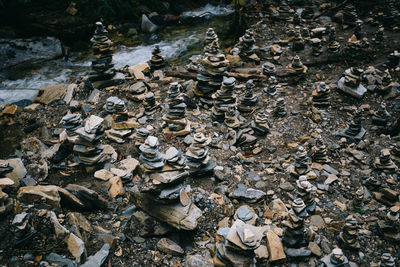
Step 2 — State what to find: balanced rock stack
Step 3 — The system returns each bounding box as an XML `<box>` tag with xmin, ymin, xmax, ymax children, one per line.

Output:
<box><xmin>293</xmin><ymin>146</ymin><xmax>310</xmax><ymax>176</ymax></box>
<box><xmin>311</xmin><ymin>136</ymin><xmax>329</xmax><ymax>163</ymax></box>
<box><xmin>296</xmin><ymin>176</ymin><xmax>316</xmax><ymax>213</ymax></box>
<box><xmin>374</xmin><ymin>149</ymin><xmax>398</xmax><ymax>173</ymax></box>
<box><xmin>251</xmin><ymin>110</ymin><xmax>270</xmax><ymax>136</ymax></box>
<box><xmin>327</xmin><ymin>25</ymin><xmax>340</xmax><ymax>53</ymax></box>
<box><xmin>73</xmin><ymin>115</ymin><xmax>106</xmax><ymax>166</ymax></box>
<box><xmin>379</xmin><ymin>253</ymin><xmax>395</xmax><ymax>267</ymax></box>
<box><xmin>238</xmin><ymin>80</ymin><xmax>258</xmax><ymax>113</ymax></box>
<box><xmin>11</xmin><ymin>212</ymin><xmax>35</xmax><ymax>246</ymax></box>
<box><xmin>274</xmin><ymin>97</ymin><xmax>287</xmax><ymax>117</ymax></box>
<box><xmin>149</xmin><ymin>45</ymin><xmax>165</xmax><ymax>70</ymax></box>
<box><xmin>288</xmin><ymin>55</ymin><xmax>308</xmax><ymax>74</ymax></box>
<box><xmin>164</xmin><ymin>147</ymin><xmax>186</xmax><ymax>170</ymax></box>
<box><xmin>312</xmin><ymin>82</ymin><xmax>330</xmax><ymax>107</ymax></box>
<box><xmin>143</xmin><ymin>92</ymin><xmax>160</xmax><ymax>116</ymax></box>
<box><xmin>390</xmin><ymin>142</ymin><xmax>400</xmax><ymax>164</ymax></box>
<box><xmin>264</xmin><ymin>76</ymin><xmax>279</xmax><ymax>96</ymax></box>
<box><xmin>105</xmin><ymin>96</ymin><xmax>137</xmax><ymax>143</ymax></box>
<box><xmin>0</xmin><ymin>160</ymin><xmax>14</xmax><ymax>215</ymax></box>
<box><xmin>185</xmin><ymin>132</ymin><xmax>216</xmax><ymax>177</ymax></box>
<box><xmin>133</xmin><ymin>127</ymin><xmax>151</xmax><ymax>149</ymax></box>
<box><xmin>262</xmin><ymin>62</ymin><xmax>276</xmax><ymax>77</ymax></box>
<box><xmin>204</xmin><ymin>28</ymin><xmax>218</xmax><ymax>54</ymax></box>
<box><xmin>211</xmin><ymin>77</ymin><xmax>237</xmax><ymax>122</ymax></box>
<box><xmin>311</xmin><ymin>38</ymin><xmax>323</xmax><ymax>57</ymax></box>
<box><xmin>62</xmin><ymin>113</ymin><xmax>82</xmax><ymax>139</ymax></box>
<box><xmin>128</xmin><ymin>81</ymin><xmax>148</xmax><ymax>102</ymax></box>
<box><xmin>372</xmin><ymin>103</ymin><xmax>390</xmax><ymax>128</ymax></box>
<box><xmin>236</xmin><ymin>29</ymin><xmax>258</xmax><ymax>61</ymax></box>
<box><xmin>224</xmin><ymin>107</ymin><xmax>240</xmax><ymax>129</ymax></box>
<box><xmin>89</xmin><ymin>21</ymin><xmax>115</xmax><ymax>83</ymax></box>
<box><xmin>162</xmin><ymin>82</ymin><xmax>191</xmax><ymax>136</ymax></box>
<box><xmin>292</xmin><ymin>29</ymin><xmax>305</xmax><ymax>51</ymax></box>
<box><xmin>338</xmin><ymin>111</ymin><xmax>366</xmax><ymax>141</ymax></box>
<box><xmin>139</xmin><ymin>136</ymin><xmax>165</xmax><ymax>172</ymax></box>
<box><xmin>338</xmin><ymin>215</ymin><xmax>360</xmax><ymax>250</ymax></box>
<box><xmin>378</xmin><ymin>206</ymin><xmax>400</xmax><ymax>241</ymax></box>
<box><xmin>194</xmin><ymin>34</ymin><xmax>229</xmax><ymax>105</ymax></box>
<box><xmin>213</xmin><ymin>219</ymin><xmax>264</xmax><ymax>266</ymax></box>
<box><xmin>337</xmin><ymin>67</ymin><xmax>367</xmax><ymax>99</ymax></box>
<box><xmin>342</xmin><ymin>5</ymin><xmax>358</xmax><ymax>26</ymax></box>
<box><xmin>320</xmin><ymin>248</ymin><xmax>357</xmax><ymax>267</ymax></box>
<box><xmin>282</xmin><ymin>210</ymin><xmax>311</xmax><ymax>258</ymax></box>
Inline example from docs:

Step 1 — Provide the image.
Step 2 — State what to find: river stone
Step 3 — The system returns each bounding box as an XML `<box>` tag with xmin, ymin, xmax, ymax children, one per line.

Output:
<box><xmin>46</xmin><ymin>252</ymin><xmax>77</xmax><ymax>267</ymax></box>
<box><xmin>157</xmin><ymin>238</ymin><xmax>184</xmax><ymax>256</ymax></box>
<box><xmin>67</xmin><ymin>233</ymin><xmax>85</xmax><ymax>263</ymax></box>
<box><xmin>80</xmin><ymin>243</ymin><xmax>110</xmax><ymax>267</ymax></box>
<box><xmin>285</xmin><ymin>248</ymin><xmax>312</xmax><ymax>257</ymax></box>
<box><xmin>17</xmin><ymin>185</ymin><xmax>61</xmax><ymax>209</ymax></box>
<box><xmin>141</xmin><ymin>14</ymin><xmax>158</xmax><ymax>33</ymax></box>
<box><xmin>229</xmin><ymin>183</ymin><xmax>266</xmax><ymax>203</ymax></box>
<box><xmin>236</xmin><ymin>205</ymin><xmax>254</xmax><ymax>221</ymax></box>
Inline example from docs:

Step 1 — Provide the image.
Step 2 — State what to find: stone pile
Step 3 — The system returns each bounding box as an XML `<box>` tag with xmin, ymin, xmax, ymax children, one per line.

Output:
<box><xmin>288</xmin><ymin>55</ymin><xmax>308</xmax><ymax>74</ymax></box>
<box><xmin>274</xmin><ymin>97</ymin><xmax>287</xmax><ymax>117</ymax></box>
<box><xmin>213</xmin><ymin>219</ymin><xmax>264</xmax><ymax>266</ymax></box>
<box><xmin>378</xmin><ymin>206</ymin><xmax>400</xmax><ymax>241</ymax></box>
<box><xmin>302</xmin><ymin>1</ymin><xmax>314</xmax><ymax>19</ymax></box>
<box><xmin>338</xmin><ymin>215</ymin><xmax>360</xmax><ymax>250</ymax></box>
<box><xmin>139</xmin><ymin>136</ymin><xmax>164</xmax><ymax>172</ymax></box>
<box><xmin>296</xmin><ymin>176</ymin><xmax>316</xmax><ymax>213</ymax></box>
<box><xmin>373</xmin><ymin>26</ymin><xmax>385</xmax><ymax>45</ymax></box>
<box><xmin>351</xmin><ymin>188</ymin><xmax>364</xmax><ymax>211</ymax></box>
<box><xmin>374</xmin><ymin>149</ymin><xmax>398</xmax><ymax>172</ymax></box>
<box><xmin>234</xmin><ymin>205</ymin><xmax>258</xmax><ymax>225</ymax></box>
<box><xmin>0</xmin><ymin>160</ymin><xmax>14</xmax><ymax>215</ymax></box>
<box><xmin>73</xmin><ymin>115</ymin><xmax>106</xmax><ymax>166</ymax></box>
<box><xmin>320</xmin><ymin>248</ymin><xmax>357</xmax><ymax>267</ymax></box>
<box><xmin>164</xmin><ymin>147</ymin><xmax>186</xmax><ymax>170</ymax></box>
<box><xmin>62</xmin><ymin>113</ymin><xmax>82</xmax><ymax>138</ymax></box>
<box><xmin>327</xmin><ymin>24</ymin><xmax>340</xmax><ymax>53</ymax></box>
<box><xmin>338</xmin><ymin>111</ymin><xmax>366</xmax><ymax>141</ymax></box>
<box><xmin>362</xmin><ymin>67</ymin><xmax>382</xmax><ymax>92</ymax></box>
<box><xmin>264</xmin><ymin>76</ymin><xmax>279</xmax><ymax>96</ymax></box>
<box><xmin>133</xmin><ymin>127</ymin><xmax>151</xmax><ymax>149</ymax></box>
<box><xmin>262</xmin><ymin>62</ymin><xmax>276</xmax><ymax>77</ymax></box>
<box><xmin>292</xmin><ymin>29</ymin><xmax>305</xmax><ymax>51</ymax></box>
<box><xmin>338</xmin><ymin>67</ymin><xmax>367</xmax><ymax>99</ymax></box>
<box><xmin>143</xmin><ymin>92</ymin><xmax>160</xmax><ymax>116</ymax></box>
<box><xmin>282</xmin><ymin>210</ymin><xmax>311</xmax><ymax>258</ymax></box>
<box><xmin>211</xmin><ymin>77</ymin><xmax>237</xmax><ymax>122</ymax></box>
<box><xmin>312</xmin><ymin>82</ymin><xmax>330</xmax><ymax>107</ymax></box>
<box><xmin>162</xmin><ymin>82</ymin><xmax>191</xmax><ymax>136</ymax></box>
<box><xmin>224</xmin><ymin>107</ymin><xmax>240</xmax><ymax>129</ymax></box>
<box><xmin>236</xmin><ymin>29</ymin><xmax>258</xmax><ymax>61</ymax></box>
<box><xmin>106</xmin><ymin>96</ymin><xmax>127</xmax><ymax>114</ymax></box>
<box><xmin>251</xmin><ymin>110</ymin><xmax>270</xmax><ymax>136</ymax></box>
<box><xmin>204</xmin><ymin>28</ymin><xmax>218</xmax><ymax>54</ymax></box>
<box><xmin>185</xmin><ymin>132</ymin><xmax>216</xmax><ymax>177</ymax></box>
<box><xmin>380</xmin><ymin>69</ymin><xmax>399</xmax><ymax>95</ymax></box>
<box><xmin>391</xmin><ymin>142</ymin><xmax>400</xmax><ymax>164</ymax></box>
<box><xmin>291</xmin><ymin>198</ymin><xmax>309</xmax><ymax>219</ymax></box>
<box><xmin>194</xmin><ymin>35</ymin><xmax>229</xmax><ymax>105</ymax></box>
<box><xmin>311</xmin><ymin>136</ymin><xmax>329</xmax><ymax>163</ymax></box>
<box><xmin>342</xmin><ymin>5</ymin><xmax>358</xmax><ymax>26</ymax></box>
<box><xmin>277</xmin><ymin>1</ymin><xmax>294</xmax><ymax>21</ymax></box>
<box><xmin>372</xmin><ymin>103</ymin><xmax>390</xmax><ymax>128</ymax></box>
<box><xmin>311</xmin><ymin>38</ymin><xmax>323</xmax><ymax>56</ymax></box>
<box><xmin>89</xmin><ymin>21</ymin><xmax>115</xmax><ymax>83</ymax></box>
<box><xmin>149</xmin><ymin>45</ymin><xmax>165</xmax><ymax>70</ymax></box>
<box><xmin>238</xmin><ymin>80</ymin><xmax>258</xmax><ymax>113</ymax></box>
<box><xmin>294</xmin><ymin>146</ymin><xmax>310</xmax><ymax>176</ymax></box>
<box><xmin>128</xmin><ymin>81</ymin><xmax>148</xmax><ymax>101</ymax></box>
<box><xmin>354</xmin><ymin>20</ymin><xmax>364</xmax><ymax>40</ymax></box>
<box><xmin>380</xmin><ymin>253</ymin><xmax>395</xmax><ymax>267</ymax></box>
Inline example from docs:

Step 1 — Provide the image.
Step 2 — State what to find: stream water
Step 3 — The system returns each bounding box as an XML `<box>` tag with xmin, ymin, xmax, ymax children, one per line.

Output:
<box><xmin>0</xmin><ymin>4</ymin><xmax>234</xmax><ymax>105</ymax></box>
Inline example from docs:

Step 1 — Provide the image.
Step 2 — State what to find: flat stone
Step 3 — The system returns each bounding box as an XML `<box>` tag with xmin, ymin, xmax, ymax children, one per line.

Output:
<box><xmin>5</xmin><ymin>158</ymin><xmax>27</xmax><ymax>186</ymax></box>
<box><xmin>94</xmin><ymin>169</ymin><xmax>114</xmax><ymax>181</ymax></box>
<box><xmin>35</xmin><ymin>84</ymin><xmax>68</xmax><ymax>104</ymax></box>
<box><xmin>67</xmin><ymin>233</ymin><xmax>85</xmax><ymax>263</ymax></box>
<box><xmin>322</xmin><ymin>164</ymin><xmax>338</xmax><ymax>175</ymax></box>
<box><xmin>3</xmin><ymin>105</ymin><xmax>21</xmax><ymax>115</ymax></box>
<box><xmin>310</xmin><ymin>215</ymin><xmax>326</xmax><ymax>229</ymax></box>
<box><xmin>285</xmin><ymin>248</ymin><xmax>311</xmax><ymax>258</ymax></box>
<box><xmin>80</xmin><ymin>244</ymin><xmax>110</xmax><ymax>267</ymax></box>
<box><xmin>324</xmin><ymin>174</ymin><xmax>338</xmax><ymax>185</ymax></box>
<box><xmin>64</xmin><ymin>84</ymin><xmax>76</xmax><ymax>104</ymax></box>
<box><xmin>337</xmin><ymin>77</ymin><xmax>367</xmax><ymax>99</ymax></box>
<box><xmin>24</xmin><ymin>103</ymin><xmax>41</xmax><ymax>112</ymax></box>
<box><xmin>17</xmin><ymin>185</ymin><xmax>61</xmax><ymax>209</ymax></box>
<box><xmin>184</xmin><ymin>250</ymin><xmax>213</xmax><ymax>267</ymax></box>
<box><xmin>255</xmin><ymin>245</ymin><xmax>269</xmax><ymax>259</ymax></box>
<box><xmin>0</xmin><ymin>178</ymin><xmax>14</xmax><ymax>186</ymax></box>
<box><xmin>157</xmin><ymin>238</ymin><xmax>184</xmax><ymax>256</ymax></box>
<box><xmin>308</xmin><ymin>242</ymin><xmax>322</xmax><ymax>256</ymax></box>
<box><xmin>266</xmin><ymin>230</ymin><xmax>286</xmax><ymax>261</ymax></box>
<box><xmin>229</xmin><ymin>183</ymin><xmax>266</xmax><ymax>203</ymax></box>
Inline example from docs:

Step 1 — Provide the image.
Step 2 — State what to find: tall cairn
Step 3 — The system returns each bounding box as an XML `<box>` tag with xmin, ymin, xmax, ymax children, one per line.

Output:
<box><xmin>89</xmin><ymin>21</ymin><xmax>115</xmax><ymax>83</ymax></box>
<box><xmin>194</xmin><ymin>30</ymin><xmax>229</xmax><ymax>106</ymax></box>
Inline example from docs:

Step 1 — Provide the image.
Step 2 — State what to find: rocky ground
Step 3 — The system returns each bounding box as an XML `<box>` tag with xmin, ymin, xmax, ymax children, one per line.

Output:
<box><xmin>0</xmin><ymin>1</ymin><xmax>400</xmax><ymax>267</ymax></box>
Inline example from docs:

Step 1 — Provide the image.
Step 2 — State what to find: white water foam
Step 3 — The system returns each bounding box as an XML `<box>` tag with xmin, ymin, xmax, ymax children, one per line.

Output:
<box><xmin>181</xmin><ymin>4</ymin><xmax>234</xmax><ymax>17</ymax></box>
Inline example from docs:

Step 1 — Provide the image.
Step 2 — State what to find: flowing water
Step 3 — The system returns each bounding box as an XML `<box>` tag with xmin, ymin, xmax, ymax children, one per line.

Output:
<box><xmin>0</xmin><ymin>4</ymin><xmax>235</xmax><ymax>105</ymax></box>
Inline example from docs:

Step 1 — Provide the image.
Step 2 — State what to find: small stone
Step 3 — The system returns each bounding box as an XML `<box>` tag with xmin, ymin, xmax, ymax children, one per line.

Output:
<box><xmin>94</xmin><ymin>169</ymin><xmax>114</xmax><ymax>181</ymax></box>
<box><xmin>157</xmin><ymin>238</ymin><xmax>184</xmax><ymax>256</ymax></box>
<box><xmin>67</xmin><ymin>233</ymin><xmax>85</xmax><ymax>263</ymax></box>
<box><xmin>108</xmin><ymin>176</ymin><xmax>125</xmax><ymax>198</ymax></box>
<box><xmin>266</xmin><ymin>230</ymin><xmax>286</xmax><ymax>261</ymax></box>
<box><xmin>308</xmin><ymin>242</ymin><xmax>322</xmax><ymax>256</ymax></box>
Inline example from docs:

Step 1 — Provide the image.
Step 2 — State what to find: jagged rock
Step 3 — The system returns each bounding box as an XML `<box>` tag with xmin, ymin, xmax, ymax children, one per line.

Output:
<box><xmin>141</xmin><ymin>14</ymin><xmax>158</xmax><ymax>33</ymax></box>
<box><xmin>229</xmin><ymin>183</ymin><xmax>266</xmax><ymax>203</ymax></box>
<box><xmin>266</xmin><ymin>230</ymin><xmax>286</xmax><ymax>262</ymax></box>
<box><xmin>17</xmin><ymin>185</ymin><xmax>61</xmax><ymax>209</ymax></box>
<box><xmin>157</xmin><ymin>238</ymin><xmax>184</xmax><ymax>256</ymax></box>
<box><xmin>35</xmin><ymin>84</ymin><xmax>68</xmax><ymax>105</ymax></box>
<box><xmin>80</xmin><ymin>243</ymin><xmax>110</xmax><ymax>267</ymax></box>
<box><xmin>67</xmin><ymin>233</ymin><xmax>86</xmax><ymax>263</ymax></box>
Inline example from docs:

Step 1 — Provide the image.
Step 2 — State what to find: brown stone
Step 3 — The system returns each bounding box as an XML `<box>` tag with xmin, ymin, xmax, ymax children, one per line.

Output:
<box><xmin>35</xmin><ymin>84</ymin><xmax>68</xmax><ymax>105</ymax></box>
<box><xmin>108</xmin><ymin>176</ymin><xmax>125</xmax><ymax>198</ymax></box>
<box><xmin>266</xmin><ymin>230</ymin><xmax>286</xmax><ymax>261</ymax></box>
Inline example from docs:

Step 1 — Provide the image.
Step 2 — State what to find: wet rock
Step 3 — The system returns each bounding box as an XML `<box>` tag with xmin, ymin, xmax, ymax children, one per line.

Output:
<box><xmin>141</xmin><ymin>14</ymin><xmax>158</xmax><ymax>33</ymax></box>
<box><xmin>185</xmin><ymin>132</ymin><xmax>215</xmax><ymax>177</ymax></box>
<box><xmin>157</xmin><ymin>238</ymin><xmax>184</xmax><ymax>256</ymax></box>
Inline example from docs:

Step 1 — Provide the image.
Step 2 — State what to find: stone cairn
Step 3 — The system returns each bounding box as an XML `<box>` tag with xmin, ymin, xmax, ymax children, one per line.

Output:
<box><xmin>277</xmin><ymin>1</ymin><xmax>294</xmax><ymax>21</ymax></box>
<box><xmin>262</xmin><ymin>62</ymin><xmax>277</xmax><ymax>77</ymax></box>
<box><xmin>378</xmin><ymin>206</ymin><xmax>399</xmax><ymax>241</ymax></box>
<box><xmin>292</xmin><ymin>29</ymin><xmax>305</xmax><ymax>51</ymax></box>
<box><xmin>351</xmin><ymin>188</ymin><xmax>364</xmax><ymax>211</ymax></box>
<box><xmin>372</xmin><ymin>25</ymin><xmax>385</xmax><ymax>46</ymax></box>
<box><xmin>213</xmin><ymin>219</ymin><xmax>263</xmax><ymax>266</ymax></box>
<box><xmin>11</xmin><ymin>212</ymin><xmax>35</xmax><ymax>246</ymax></box>
<box><xmin>320</xmin><ymin>248</ymin><xmax>357</xmax><ymax>267</ymax></box>
<box><xmin>238</xmin><ymin>80</ymin><xmax>258</xmax><ymax>113</ymax></box>
<box><xmin>251</xmin><ymin>110</ymin><xmax>270</xmax><ymax>136</ymax></box>
<box><xmin>224</xmin><ymin>106</ymin><xmax>240</xmax><ymax>129</ymax></box>
<box><xmin>185</xmin><ymin>132</ymin><xmax>216</xmax><ymax>177</ymax></box>
<box><xmin>342</xmin><ymin>5</ymin><xmax>358</xmax><ymax>26</ymax></box>
<box><xmin>338</xmin><ymin>67</ymin><xmax>367</xmax><ymax>99</ymax></box>
<box><xmin>311</xmin><ymin>38</ymin><xmax>323</xmax><ymax>56</ymax></box>
<box><xmin>288</xmin><ymin>55</ymin><xmax>308</xmax><ymax>74</ymax></box>
<box><xmin>312</xmin><ymin>82</ymin><xmax>330</xmax><ymax>107</ymax></box>
<box><xmin>62</xmin><ymin>113</ymin><xmax>82</xmax><ymax>140</ymax></box>
<box><xmin>128</xmin><ymin>81</ymin><xmax>148</xmax><ymax>102</ymax></box>
<box><xmin>302</xmin><ymin>0</ymin><xmax>314</xmax><ymax>19</ymax></box>
<box><xmin>327</xmin><ymin>24</ymin><xmax>340</xmax><ymax>53</ymax></box>
<box><xmin>73</xmin><ymin>115</ymin><xmax>106</xmax><ymax>166</ymax></box>
<box><xmin>390</xmin><ymin>142</ymin><xmax>400</xmax><ymax>164</ymax></box>
<box><xmin>380</xmin><ymin>69</ymin><xmax>396</xmax><ymax>95</ymax></box>
<box><xmin>372</xmin><ymin>103</ymin><xmax>390</xmax><ymax>128</ymax></box>
<box><xmin>139</xmin><ymin>136</ymin><xmax>164</xmax><ymax>171</ymax></box>
<box><xmin>194</xmin><ymin>33</ymin><xmax>229</xmax><ymax>106</ymax></box>
<box><xmin>282</xmin><ymin>209</ymin><xmax>311</xmax><ymax>258</ymax></box>
<box><xmin>291</xmin><ymin>198</ymin><xmax>309</xmax><ymax>219</ymax></box>
<box><xmin>162</xmin><ymin>82</ymin><xmax>191</xmax><ymax>136</ymax></box>
<box><xmin>204</xmin><ymin>28</ymin><xmax>218</xmax><ymax>54</ymax></box>
<box><xmin>131</xmin><ymin>135</ymin><xmax>202</xmax><ymax>230</ymax></box>
<box><xmin>311</xmin><ymin>136</ymin><xmax>330</xmax><ymax>163</ymax></box>
<box><xmin>0</xmin><ymin>160</ymin><xmax>14</xmax><ymax>215</ymax></box>
<box><xmin>149</xmin><ymin>45</ymin><xmax>166</xmax><ymax>71</ymax></box>
<box><xmin>89</xmin><ymin>21</ymin><xmax>115</xmax><ymax>83</ymax></box>
<box><xmin>264</xmin><ymin>76</ymin><xmax>279</xmax><ymax>96</ymax></box>
<box><xmin>211</xmin><ymin>77</ymin><xmax>237</xmax><ymax>122</ymax></box>
<box><xmin>274</xmin><ymin>97</ymin><xmax>287</xmax><ymax>117</ymax></box>
<box><xmin>296</xmin><ymin>176</ymin><xmax>316</xmax><ymax>213</ymax></box>
<box><xmin>236</xmin><ymin>29</ymin><xmax>257</xmax><ymax>60</ymax></box>
<box><xmin>133</xmin><ymin>127</ymin><xmax>151</xmax><ymax>151</ymax></box>
<box><xmin>143</xmin><ymin>92</ymin><xmax>160</xmax><ymax>116</ymax></box>
<box><xmin>294</xmin><ymin>146</ymin><xmax>310</xmax><ymax>176</ymax></box>
<box><xmin>105</xmin><ymin>96</ymin><xmax>136</xmax><ymax>143</ymax></box>
<box><xmin>338</xmin><ymin>215</ymin><xmax>360</xmax><ymax>250</ymax></box>
<box><xmin>374</xmin><ymin>149</ymin><xmax>398</xmax><ymax>173</ymax></box>
<box><xmin>379</xmin><ymin>253</ymin><xmax>395</xmax><ymax>267</ymax></box>
<box><xmin>362</xmin><ymin>66</ymin><xmax>382</xmax><ymax>92</ymax></box>
<box><xmin>293</xmin><ymin>12</ymin><xmax>302</xmax><ymax>25</ymax></box>
<box><xmin>338</xmin><ymin>111</ymin><xmax>366</xmax><ymax>141</ymax></box>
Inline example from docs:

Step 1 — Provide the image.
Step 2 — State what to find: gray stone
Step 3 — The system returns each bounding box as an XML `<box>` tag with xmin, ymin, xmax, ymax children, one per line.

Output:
<box><xmin>229</xmin><ymin>183</ymin><xmax>266</xmax><ymax>203</ymax></box>
<box><xmin>80</xmin><ymin>244</ymin><xmax>110</xmax><ymax>267</ymax></box>
<box><xmin>157</xmin><ymin>238</ymin><xmax>184</xmax><ymax>256</ymax></box>
<box><xmin>46</xmin><ymin>253</ymin><xmax>77</xmax><ymax>267</ymax></box>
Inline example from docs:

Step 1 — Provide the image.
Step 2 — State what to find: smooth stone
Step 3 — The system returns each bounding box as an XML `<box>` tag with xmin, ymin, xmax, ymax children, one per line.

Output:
<box><xmin>285</xmin><ymin>248</ymin><xmax>312</xmax><ymax>257</ymax></box>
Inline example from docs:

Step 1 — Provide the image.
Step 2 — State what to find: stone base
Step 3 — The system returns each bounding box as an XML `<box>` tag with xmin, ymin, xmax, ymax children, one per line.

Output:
<box><xmin>112</xmin><ymin>118</ymin><xmax>139</xmax><ymax>130</ymax></box>
<box><xmin>163</xmin><ymin>121</ymin><xmax>191</xmax><ymax>137</ymax></box>
<box><xmin>188</xmin><ymin>161</ymin><xmax>216</xmax><ymax>178</ymax></box>
<box><xmin>337</xmin><ymin>77</ymin><xmax>367</xmax><ymax>99</ymax></box>
<box><xmin>337</xmin><ymin>127</ymin><xmax>366</xmax><ymax>140</ymax></box>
